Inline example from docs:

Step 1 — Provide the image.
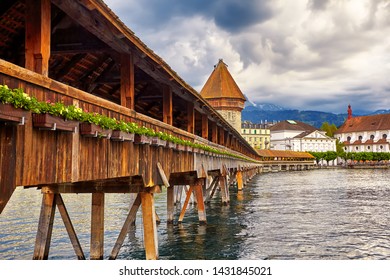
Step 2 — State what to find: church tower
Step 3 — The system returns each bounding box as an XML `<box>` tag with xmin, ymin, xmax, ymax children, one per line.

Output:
<box><xmin>200</xmin><ymin>59</ymin><xmax>246</xmax><ymax>132</ymax></box>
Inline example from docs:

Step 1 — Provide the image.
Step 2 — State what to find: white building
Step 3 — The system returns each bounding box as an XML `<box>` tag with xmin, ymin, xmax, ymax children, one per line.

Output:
<box><xmin>334</xmin><ymin>106</ymin><xmax>390</xmax><ymax>152</ymax></box>
<box><xmin>270</xmin><ymin>120</ymin><xmax>336</xmax><ymax>152</ymax></box>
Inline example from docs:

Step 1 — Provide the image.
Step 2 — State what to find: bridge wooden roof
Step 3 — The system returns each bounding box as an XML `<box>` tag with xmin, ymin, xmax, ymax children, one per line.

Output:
<box><xmin>0</xmin><ymin>0</ymin><xmax>257</xmax><ymax>156</ymax></box>
<box><xmin>257</xmin><ymin>150</ymin><xmax>315</xmax><ymax>159</ymax></box>
<box><xmin>200</xmin><ymin>59</ymin><xmax>246</xmax><ymax>101</ymax></box>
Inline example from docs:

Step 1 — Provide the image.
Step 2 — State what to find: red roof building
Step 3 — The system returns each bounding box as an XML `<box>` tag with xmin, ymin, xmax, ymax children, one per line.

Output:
<box><xmin>334</xmin><ymin>106</ymin><xmax>390</xmax><ymax>152</ymax></box>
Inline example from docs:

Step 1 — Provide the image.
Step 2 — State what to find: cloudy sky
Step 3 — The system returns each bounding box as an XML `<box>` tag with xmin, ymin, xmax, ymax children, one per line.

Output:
<box><xmin>104</xmin><ymin>0</ymin><xmax>390</xmax><ymax>113</ymax></box>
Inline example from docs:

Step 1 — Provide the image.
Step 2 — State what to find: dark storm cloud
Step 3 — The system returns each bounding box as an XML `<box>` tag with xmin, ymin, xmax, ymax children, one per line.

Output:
<box><xmin>110</xmin><ymin>0</ymin><xmax>273</xmax><ymax>32</ymax></box>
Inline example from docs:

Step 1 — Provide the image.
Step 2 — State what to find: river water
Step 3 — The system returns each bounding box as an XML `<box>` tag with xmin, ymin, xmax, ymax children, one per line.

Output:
<box><xmin>1</xmin><ymin>168</ymin><xmax>390</xmax><ymax>260</ymax></box>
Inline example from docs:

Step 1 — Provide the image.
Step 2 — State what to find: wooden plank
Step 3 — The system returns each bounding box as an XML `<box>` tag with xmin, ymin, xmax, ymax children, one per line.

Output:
<box><xmin>140</xmin><ymin>192</ymin><xmax>159</xmax><ymax>260</ymax></box>
<box><xmin>25</xmin><ymin>0</ymin><xmax>51</xmax><ymax>76</ymax></box>
<box><xmin>55</xmin><ymin>194</ymin><xmax>85</xmax><ymax>260</ymax></box>
<box><xmin>120</xmin><ymin>53</ymin><xmax>135</xmax><ymax>109</ymax></box>
<box><xmin>33</xmin><ymin>193</ymin><xmax>56</xmax><ymax>260</ymax></box>
<box><xmin>219</xmin><ymin>175</ymin><xmax>229</xmax><ymax>205</ymax></box>
<box><xmin>90</xmin><ymin>193</ymin><xmax>105</xmax><ymax>260</ymax></box>
<box><xmin>109</xmin><ymin>193</ymin><xmax>141</xmax><ymax>260</ymax></box>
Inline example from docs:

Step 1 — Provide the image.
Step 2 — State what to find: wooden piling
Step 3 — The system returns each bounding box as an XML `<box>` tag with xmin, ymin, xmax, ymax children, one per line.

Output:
<box><xmin>140</xmin><ymin>191</ymin><xmax>159</xmax><ymax>260</ymax></box>
<box><xmin>33</xmin><ymin>193</ymin><xmax>56</xmax><ymax>260</ymax></box>
<box><xmin>90</xmin><ymin>193</ymin><xmax>105</xmax><ymax>260</ymax></box>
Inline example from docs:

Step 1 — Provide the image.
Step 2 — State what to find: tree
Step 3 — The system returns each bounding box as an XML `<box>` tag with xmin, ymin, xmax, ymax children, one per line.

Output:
<box><xmin>320</xmin><ymin>122</ymin><xmax>338</xmax><ymax>137</ymax></box>
<box><xmin>323</xmin><ymin>151</ymin><xmax>338</xmax><ymax>165</ymax></box>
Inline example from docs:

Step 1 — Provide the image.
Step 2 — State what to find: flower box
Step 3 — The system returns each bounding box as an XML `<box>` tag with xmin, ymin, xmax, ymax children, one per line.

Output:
<box><xmin>32</xmin><ymin>113</ymin><xmax>78</xmax><ymax>132</ymax></box>
<box><xmin>80</xmin><ymin>123</ymin><xmax>111</xmax><ymax>138</ymax></box>
<box><xmin>151</xmin><ymin>137</ymin><xmax>166</xmax><ymax>147</ymax></box>
<box><xmin>134</xmin><ymin>134</ymin><xmax>152</xmax><ymax>144</ymax></box>
<box><xmin>111</xmin><ymin>130</ymin><xmax>134</xmax><ymax>142</ymax></box>
<box><xmin>0</xmin><ymin>103</ymin><xmax>29</xmax><ymax>125</ymax></box>
<box><xmin>166</xmin><ymin>141</ymin><xmax>176</xmax><ymax>149</ymax></box>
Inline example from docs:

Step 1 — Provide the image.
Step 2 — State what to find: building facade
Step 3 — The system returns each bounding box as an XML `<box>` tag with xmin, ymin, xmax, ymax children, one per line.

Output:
<box><xmin>270</xmin><ymin>120</ymin><xmax>336</xmax><ymax>152</ymax></box>
<box><xmin>334</xmin><ymin>106</ymin><xmax>390</xmax><ymax>152</ymax></box>
<box><xmin>241</xmin><ymin>121</ymin><xmax>271</xmax><ymax>149</ymax></box>
<box><xmin>200</xmin><ymin>59</ymin><xmax>246</xmax><ymax>133</ymax></box>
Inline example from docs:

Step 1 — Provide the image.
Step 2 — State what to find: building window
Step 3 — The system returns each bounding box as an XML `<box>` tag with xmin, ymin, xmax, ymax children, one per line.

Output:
<box><xmin>356</xmin><ymin>146</ymin><xmax>359</xmax><ymax>150</ymax></box>
<box><xmin>367</xmin><ymin>146</ymin><xmax>370</xmax><ymax>150</ymax></box>
<box><xmin>358</xmin><ymin>135</ymin><xmax>363</xmax><ymax>140</ymax></box>
<box><xmin>347</xmin><ymin>136</ymin><xmax>351</xmax><ymax>141</ymax></box>
<box><xmin>383</xmin><ymin>134</ymin><xmax>387</xmax><ymax>139</ymax></box>
<box><xmin>370</xmin><ymin>135</ymin><xmax>375</xmax><ymax>140</ymax></box>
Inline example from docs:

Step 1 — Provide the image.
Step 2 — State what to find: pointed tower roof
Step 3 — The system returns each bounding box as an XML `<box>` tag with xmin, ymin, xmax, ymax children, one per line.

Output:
<box><xmin>200</xmin><ymin>59</ymin><xmax>246</xmax><ymax>101</ymax></box>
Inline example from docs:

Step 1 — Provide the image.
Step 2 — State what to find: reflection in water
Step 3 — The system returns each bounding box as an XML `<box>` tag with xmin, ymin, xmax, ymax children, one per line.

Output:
<box><xmin>1</xmin><ymin>169</ymin><xmax>390</xmax><ymax>259</ymax></box>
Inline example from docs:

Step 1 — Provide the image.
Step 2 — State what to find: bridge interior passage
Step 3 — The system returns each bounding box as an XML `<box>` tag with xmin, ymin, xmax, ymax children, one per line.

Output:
<box><xmin>0</xmin><ymin>0</ymin><xmax>264</xmax><ymax>260</ymax></box>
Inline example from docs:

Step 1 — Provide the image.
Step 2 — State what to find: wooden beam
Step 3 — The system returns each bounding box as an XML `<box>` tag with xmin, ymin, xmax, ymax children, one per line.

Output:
<box><xmin>33</xmin><ymin>193</ymin><xmax>56</xmax><ymax>260</ymax></box>
<box><xmin>109</xmin><ymin>193</ymin><xmax>141</xmax><ymax>260</ymax></box>
<box><xmin>25</xmin><ymin>0</ymin><xmax>51</xmax><ymax>76</ymax></box>
<box><xmin>178</xmin><ymin>186</ymin><xmax>194</xmax><ymax>224</ymax></box>
<box><xmin>140</xmin><ymin>192</ymin><xmax>159</xmax><ymax>260</ymax></box>
<box><xmin>120</xmin><ymin>53</ymin><xmax>135</xmax><ymax>109</ymax></box>
<box><xmin>187</xmin><ymin>102</ymin><xmax>194</xmax><ymax>134</ymax></box>
<box><xmin>55</xmin><ymin>194</ymin><xmax>85</xmax><ymax>260</ymax></box>
<box><xmin>162</xmin><ymin>85</ymin><xmax>173</xmax><ymax>125</ymax></box>
<box><xmin>90</xmin><ymin>193</ymin><xmax>105</xmax><ymax>260</ymax></box>
<box><xmin>219</xmin><ymin>126</ymin><xmax>225</xmax><ymax>146</ymax></box>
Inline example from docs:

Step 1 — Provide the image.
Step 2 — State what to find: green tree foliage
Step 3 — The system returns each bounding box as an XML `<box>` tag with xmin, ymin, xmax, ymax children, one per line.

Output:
<box><xmin>320</xmin><ymin>122</ymin><xmax>338</xmax><ymax>137</ymax></box>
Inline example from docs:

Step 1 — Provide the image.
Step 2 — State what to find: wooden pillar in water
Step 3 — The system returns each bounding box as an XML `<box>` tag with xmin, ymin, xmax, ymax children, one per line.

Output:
<box><xmin>140</xmin><ymin>192</ymin><xmax>159</xmax><ymax>260</ymax></box>
<box><xmin>33</xmin><ymin>193</ymin><xmax>56</xmax><ymax>260</ymax></box>
<box><xmin>236</xmin><ymin>170</ymin><xmax>243</xmax><ymax>191</ymax></box>
<box><xmin>91</xmin><ymin>193</ymin><xmax>105</xmax><ymax>260</ymax></box>
<box><xmin>193</xmin><ymin>179</ymin><xmax>207</xmax><ymax>224</ymax></box>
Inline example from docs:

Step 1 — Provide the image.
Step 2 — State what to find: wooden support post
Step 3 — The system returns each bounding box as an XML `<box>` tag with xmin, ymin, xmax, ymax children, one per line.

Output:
<box><xmin>120</xmin><ymin>53</ymin><xmax>135</xmax><ymax>109</ymax></box>
<box><xmin>201</xmin><ymin>114</ymin><xmax>208</xmax><ymax>139</ymax></box>
<box><xmin>219</xmin><ymin>175</ymin><xmax>229</xmax><ymax>205</ymax></box>
<box><xmin>237</xmin><ymin>170</ymin><xmax>243</xmax><ymax>191</ymax></box>
<box><xmin>109</xmin><ymin>194</ymin><xmax>141</xmax><ymax>260</ymax></box>
<box><xmin>211</xmin><ymin>121</ymin><xmax>218</xmax><ymax>143</ymax></box>
<box><xmin>91</xmin><ymin>193</ymin><xmax>105</xmax><ymax>260</ymax></box>
<box><xmin>219</xmin><ymin>127</ymin><xmax>225</xmax><ymax>146</ymax></box>
<box><xmin>163</xmin><ymin>85</ymin><xmax>173</xmax><ymax>125</ymax></box>
<box><xmin>167</xmin><ymin>186</ymin><xmax>175</xmax><ymax>224</ymax></box>
<box><xmin>187</xmin><ymin>102</ymin><xmax>194</xmax><ymax>134</ymax></box>
<box><xmin>140</xmin><ymin>192</ymin><xmax>159</xmax><ymax>260</ymax></box>
<box><xmin>25</xmin><ymin>0</ymin><xmax>51</xmax><ymax>76</ymax></box>
<box><xmin>33</xmin><ymin>193</ymin><xmax>56</xmax><ymax>260</ymax></box>
<box><xmin>193</xmin><ymin>180</ymin><xmax>207</xmax><ymax>224</ymax></box>
<box><xmin>178</xmin><ymin>186</ymin><xmax>194</xmax><ymax>223</ymax></box>
<box><xmin>56</xmin><ymin>194</ymin><xmax>85</xmax><ymax>260</ymax></box>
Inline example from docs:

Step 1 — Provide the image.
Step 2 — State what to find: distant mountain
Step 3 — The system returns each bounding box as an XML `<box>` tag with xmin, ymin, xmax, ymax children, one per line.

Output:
<box><xmin>242</xmin><ymin>102</ymin><xmax>346</xmax><ymax>128</ymax></box>
<box><xmin>242</xmin><ymin>102</ymin><xmax>390</xmax><ymax>128</ymax></box>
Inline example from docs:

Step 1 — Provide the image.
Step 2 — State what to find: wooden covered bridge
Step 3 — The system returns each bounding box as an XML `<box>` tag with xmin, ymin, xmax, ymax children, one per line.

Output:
<box><xmin>0</xmin><ymin>0</ymin><xmax>265</xmax><ymax>260</ymax></box>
